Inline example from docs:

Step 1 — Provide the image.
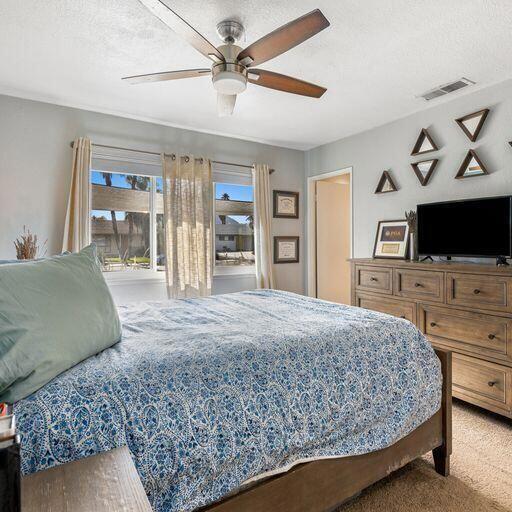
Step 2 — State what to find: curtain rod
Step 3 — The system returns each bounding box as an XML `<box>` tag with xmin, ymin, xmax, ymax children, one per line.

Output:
<box><xmin>69</xmin><ymin>141</ymin><xmax>275</xmax><ymax>173</ymax></box>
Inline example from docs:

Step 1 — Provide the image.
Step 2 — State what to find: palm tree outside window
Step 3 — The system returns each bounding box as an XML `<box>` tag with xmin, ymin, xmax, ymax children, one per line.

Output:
<box><xmin>90</xmin><ymin>170</ymin><xmax>161</xmax><ymax>272</ymax></box>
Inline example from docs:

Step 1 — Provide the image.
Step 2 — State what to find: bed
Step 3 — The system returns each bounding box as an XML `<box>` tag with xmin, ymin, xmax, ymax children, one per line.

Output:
<box><xmin>14</xmin><ymin>290</ymin><xmax>451</xmax><ymax>512</ymax></box>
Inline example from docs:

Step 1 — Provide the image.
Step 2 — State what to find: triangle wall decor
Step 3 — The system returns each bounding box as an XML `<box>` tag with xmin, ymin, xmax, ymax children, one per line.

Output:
<box><xmin>375</xmin><ymin>171</ymin><xmax>398</xmax><ymax>194</ymax></box>
<box><xmin>455</xmin><ymin>108</ymin><xmax>489</xmax><ymax>142</ymax></box>
<box><xmin>411</xmin><ymin>128</ymin><xmax>439</xmax><ymax>156</ymax></box>
<box><xmin>411</xmin><ymin>159</ymin><xmax>439</xmax><ymax>186</ymax></box>
<box><xmin>455</xmin><ymin>150</ymin><xmax>489</xmax><ymax>179</ymax></box>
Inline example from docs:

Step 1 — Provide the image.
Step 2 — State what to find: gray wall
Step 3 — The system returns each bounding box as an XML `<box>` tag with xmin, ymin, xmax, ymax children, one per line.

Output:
<box><xmin>3</xmin><ymin>78</ymin><xmax>511</xmax><ymax>299</ymax></box>
<box><xmin>0</xmin><ymin>94</ymin><xmax>305</xmax><ymax>295</ymax></box>
<box><xmin>306</xmin><ymin>79</ymin><xmax>512</xmax><ymax>259</ymax></box>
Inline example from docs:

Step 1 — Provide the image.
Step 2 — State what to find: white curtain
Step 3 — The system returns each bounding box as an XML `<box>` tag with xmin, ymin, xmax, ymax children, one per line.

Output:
<box><xmin>162</xmin><ymin>154</ymin><xmax>213</xmax><ymax>299</ymax></box>
<box><xmin>62</xmin><ymin>137</ymin><xmax>92</xmax><ymax>252</ymax></box>
<box><xmin>253</xmin><ymin>164</ymin><xmax>275</xmax><ymax>289</ymax></box>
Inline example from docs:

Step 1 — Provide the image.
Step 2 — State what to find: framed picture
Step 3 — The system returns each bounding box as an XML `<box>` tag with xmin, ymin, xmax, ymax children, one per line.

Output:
<box><xmin>274</xmin><ymin>236</ymin><xmax>299</xmax><ymax>263</ymax></box>
<box><xmin>373</xmin><ymin>220</ymin><xmax>410</xmax><ymax>259</ymax></box>
<box><xmin>273</xmin><ymin>190</ymin><xmax>299</xmax><ymax>218</ymax></box>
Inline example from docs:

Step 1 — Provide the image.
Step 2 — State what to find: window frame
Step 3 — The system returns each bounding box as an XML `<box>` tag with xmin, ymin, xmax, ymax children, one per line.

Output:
<box><xmin>89</xmin><ymin>154</ymin><xmax>256</xmax><ymax>281</ymax></box>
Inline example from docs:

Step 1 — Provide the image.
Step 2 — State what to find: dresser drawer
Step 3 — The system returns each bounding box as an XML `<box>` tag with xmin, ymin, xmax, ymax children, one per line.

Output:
<box><xmin>419</xmin><ymin>305</ymin><xmax>512</xmax><ymax>364</ymax></box>
<box><xmin>452</xmin><ymin>354</ymin><xmax>512</xmax><ymax>416</ymax></box>
<box><xmin>355</xmin><ymin>265</ymin><xmax>392</xmax><ymax>295</ymax></box>
<box><xmin>356</xmin><ymin>292</ymin><xmax>416</xmax><ymax>323</ymax></box>
<box><xmin>447</xmin><ymin>272</ymin><xmax>512</xmax><ymax>313</ymax></box>
<box><xmin>393</xmin><ymin>269</ymin><xmax>444</xmax><ymax>302</ymax></box>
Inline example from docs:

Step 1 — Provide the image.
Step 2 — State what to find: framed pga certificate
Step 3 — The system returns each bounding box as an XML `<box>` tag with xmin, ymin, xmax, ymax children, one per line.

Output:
<box><xmin>274</xmin><ymin>236</ymin><xmax>299</xmax><ymax>263</ymax></box>
<box><xmin>373</xmin><ymin>220</ymin><xmax>410</xmax><ymax>259</ymax></box>
<box><xmin>273</xmin><ymin>190</ymin><xmax>299</xmax><ymax>218</ymax></box>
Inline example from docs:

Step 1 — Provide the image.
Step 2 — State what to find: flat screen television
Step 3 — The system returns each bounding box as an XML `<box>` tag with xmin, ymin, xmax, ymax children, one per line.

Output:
<box><xmin>417</xmin><ymin>196</ymin><xmax>512</xmax><ymax>260</ymax></box>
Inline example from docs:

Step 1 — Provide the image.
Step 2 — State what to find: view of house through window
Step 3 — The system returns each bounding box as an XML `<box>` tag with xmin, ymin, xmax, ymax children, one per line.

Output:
<box><xmin>214</xmin><ymin>183</ymin><xmax>255</xmax><ymax>268</ymax></box>
<box><xmin>90</xmin><ymin>170</ymin><xmax>164</xmax><ymax>272</ymax></box>
<box><xmin>91</xmin><ymin>171</ymin><xmax>255</xmax><ymax>272</ymax></box>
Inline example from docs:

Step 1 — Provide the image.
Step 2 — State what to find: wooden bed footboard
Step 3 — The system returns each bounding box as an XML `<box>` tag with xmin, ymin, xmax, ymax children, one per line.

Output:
<box><xmin>432</xmin><ymin>348</ymin><xmax>452</xmax><ymax>477</ymax></box>
<box><xmin>199</xmin><ymin>348</ymin><xmax>452</xmax><ymax>512</ymax></box>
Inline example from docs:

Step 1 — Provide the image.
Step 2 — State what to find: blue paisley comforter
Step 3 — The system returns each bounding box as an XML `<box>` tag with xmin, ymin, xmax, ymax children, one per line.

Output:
<box><xmin>15</xmin><ymin>290</ymin><xmax>441</xmax><ymax>511</ymax></box>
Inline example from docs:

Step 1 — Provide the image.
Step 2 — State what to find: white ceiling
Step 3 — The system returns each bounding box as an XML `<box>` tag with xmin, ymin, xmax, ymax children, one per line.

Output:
<box><xmin>1</xmin><ymin>0</ymin><xmax>512</xmax><ymax>150</ymax></box>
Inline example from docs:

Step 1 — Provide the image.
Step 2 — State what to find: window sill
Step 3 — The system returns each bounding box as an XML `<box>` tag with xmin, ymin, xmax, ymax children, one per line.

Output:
<box><xmin>214</xmin><ymin>266</ymin><xmax>256</xmax><ymax>279</ymax></box>
<box><xmin>104</xmin><ymin>268</ymin><xmax>256</xmax><ymax>285</ymax></box>
<box><xmin>104</xmin><ymin>270</ymin><xmax>166</xmax><ymax>286</ymax></box>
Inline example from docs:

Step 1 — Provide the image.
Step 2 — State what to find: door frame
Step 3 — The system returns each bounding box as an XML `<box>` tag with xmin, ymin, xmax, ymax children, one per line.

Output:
<box><xmin>307</xmin><ymin>167</ymin><xmax>353</xmax><ymax>298</ymax></box>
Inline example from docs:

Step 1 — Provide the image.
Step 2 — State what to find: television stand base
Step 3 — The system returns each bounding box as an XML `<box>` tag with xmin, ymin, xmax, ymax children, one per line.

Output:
<box><xmin>420</xmin><ymin>255</ymin><xmax>434</xmax><ymax>262</ymax></box>
<box><xmin>496</xmin><ymin>256</ymin><xmax>509</xmax><ymax>266</ymax></box>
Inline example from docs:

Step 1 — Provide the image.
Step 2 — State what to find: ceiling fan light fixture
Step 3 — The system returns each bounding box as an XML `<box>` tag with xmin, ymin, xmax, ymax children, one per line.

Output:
<box><xmin>212</xmin><ymin>70</ymin><xmax>247</xmax><ymax>95</ymax></box>
<box><xmin>217</xmin><ymin>93</ymin><xmax>237</xmax><ymax>117</ymax></box>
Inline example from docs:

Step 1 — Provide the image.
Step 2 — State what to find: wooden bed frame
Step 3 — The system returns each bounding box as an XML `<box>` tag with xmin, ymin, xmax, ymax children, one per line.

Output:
<box><xmin>199</xmin><ymin>348</ymin><xmax>452</xmax><ymax>512</ymax></box>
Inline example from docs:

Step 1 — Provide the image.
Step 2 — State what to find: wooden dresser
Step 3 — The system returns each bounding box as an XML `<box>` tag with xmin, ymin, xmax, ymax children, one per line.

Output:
<box><xmin>350</xmin><ymin>258</ymin><xmax>512</xmax><ymax>419</ymax></box>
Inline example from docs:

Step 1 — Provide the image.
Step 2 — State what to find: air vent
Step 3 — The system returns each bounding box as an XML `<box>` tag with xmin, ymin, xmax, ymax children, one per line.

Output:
<box><xmin>418</xmin><ymin>77</ymin><xmax>475</xmax><ymax>101</ymax></box>
<box><xmin>422</xmin><ymin>89</ymin><xmax>447</xmax><ymax>101</ymax></box>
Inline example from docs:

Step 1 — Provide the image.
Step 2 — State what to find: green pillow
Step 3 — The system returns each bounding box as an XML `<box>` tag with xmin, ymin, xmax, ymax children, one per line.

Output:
<box><xmin>0</xmin><ymin>245</ymin><xmax>121</xmax><ymax>403</ymax></box>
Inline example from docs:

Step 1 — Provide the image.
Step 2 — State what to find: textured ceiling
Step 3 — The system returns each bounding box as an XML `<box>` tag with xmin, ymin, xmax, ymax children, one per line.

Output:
<box><xmin>1</xmin><ymin>0</ymin><xmax>512</xmax><ymax>150</ymax></box>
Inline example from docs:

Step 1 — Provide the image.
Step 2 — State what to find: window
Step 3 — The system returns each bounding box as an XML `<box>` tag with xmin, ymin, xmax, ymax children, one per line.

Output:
<box><xmin>90</xmin><ymin>170</ymin><xmax>164</xmax><ymax>272</ymax></box>
<box><xmin>90</xmin><ymin>160</ymin><xmax>255</xmax><ymax>276</ymax></box>
<box><xmin>214</xmin><ymin>183</ymin><xmax>255</xmax><ymax>269</ymax></box>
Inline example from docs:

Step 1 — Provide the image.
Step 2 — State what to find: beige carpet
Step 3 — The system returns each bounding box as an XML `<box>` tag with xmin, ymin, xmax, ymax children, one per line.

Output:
<box><xmin>337</xmin><ymin>400</ymin><xmax>512</xmax><ymax>511</ymax></box>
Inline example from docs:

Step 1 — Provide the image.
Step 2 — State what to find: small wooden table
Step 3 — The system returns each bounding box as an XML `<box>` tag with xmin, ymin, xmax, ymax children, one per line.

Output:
<box><xmin>21</xmin><ymin>447</ymin><xmax>152</xmax><ymax>512</ymax></box>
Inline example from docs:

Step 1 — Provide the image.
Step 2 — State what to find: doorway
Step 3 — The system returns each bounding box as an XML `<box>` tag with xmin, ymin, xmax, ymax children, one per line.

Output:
<box><xmin>307</xmin><ymin>168</ymin><xmax>353</xmax><ymax>303</ymax></box>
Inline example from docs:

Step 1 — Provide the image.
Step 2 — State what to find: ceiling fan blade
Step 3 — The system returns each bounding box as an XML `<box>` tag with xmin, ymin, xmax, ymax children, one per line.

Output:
<box><xmin>217</xmin><ymin>93</ymin><xmax>237</xmax><ymax>117</ymax></box>
<box><xmin>122</xmin><ymin>68</ymin><xmax>211</xmax><ymax>84</ymax></box>
<box><xmin>248</xmin><ymin>69</ymin><xmax>326</xmax><ymax>98</ymax></box>
<box><xmin>237</xmin><ymin>9</ymin><xmax>329</xmax><ymax>67</ymax></box>
<box><xmin>137</xmin><ymin>0</ymin><xmax>225</xmax><ymax>63</ymax></box>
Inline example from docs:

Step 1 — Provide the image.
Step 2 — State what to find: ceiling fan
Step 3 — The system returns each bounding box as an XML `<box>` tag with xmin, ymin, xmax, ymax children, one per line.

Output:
<box><xmin>123</xmin><ymin>0</ymin><xmax>330</xmax><ymax>116</ymax></box>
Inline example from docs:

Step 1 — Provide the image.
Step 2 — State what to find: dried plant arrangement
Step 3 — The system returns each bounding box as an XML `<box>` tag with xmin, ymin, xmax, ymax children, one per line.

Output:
<box><xmin>14</xmin><ymin>226</ymin><xmax>47</xmax><ymax>260</ymax></box>
<box><xmin>405</xmin><ymin>210</ymin><xmax>417</xmax><ymax>233</ymax></box>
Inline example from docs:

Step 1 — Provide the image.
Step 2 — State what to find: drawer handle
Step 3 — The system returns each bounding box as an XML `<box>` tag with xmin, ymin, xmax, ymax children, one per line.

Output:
<box><xmin>370</xmin><ymin>277</ymin><xmax>378</xmax><ymax>282</ymax></box>
<box><xmin>430</xmin><ymin>322</ymin><xmax>437</xmax><ymax>327</ymax></box>
<box><xmin>488</xmin><ymin>381</ymin><xmax>497</xmax><ymax>387</ymax></box>
<box><xmin>473</xmin><ymin>288</ymin><xmax>481</xmax><ymax>295</ymax></box>
<box><xmin>414</xmin><ymin>282</ymin><xmax>423</xmax><ymax>288</ymax></box>
<box><xmin>488</xmin><ymin>334</ymin><xmax>496</xmax><ymax>340</ymax></box>
<box><xmin>400</xmin><ymin>315</ymin><xmax>406</xmax><ymax>319</ymax></box>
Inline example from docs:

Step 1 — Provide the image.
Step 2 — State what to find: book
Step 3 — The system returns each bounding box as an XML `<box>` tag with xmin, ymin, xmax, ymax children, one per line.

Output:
<box><xmin>0</xmin><ymin>434</ymin><xmax>18</xmax><ymax>451</ymax></box>
<box><xmin>0</xmin><ymin>402</ymin><xmax>12</xmax><ymax>416</ymax></box>
<box><xmin>0</xmin><ymin>411</ymin><xmax>16</xmax><ymax>442</ymax></box>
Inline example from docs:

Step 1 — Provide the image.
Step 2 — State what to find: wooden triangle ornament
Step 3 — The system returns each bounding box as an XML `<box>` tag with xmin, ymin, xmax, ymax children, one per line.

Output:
<box><xmin>411</xmin><ymin>159</ymin><xmax>438</xmax><ymax>186</ymax></box>
<box><xmin>455</xmin><ymin>150</ymin><xmax>489</xmax><ymax>179</ymax></box>
<box><xmin>455</xmin><ymin>108</ymin><xmax>489</xmax><ymax>142</ymax></box>
<box><xmin>375</xmin><ymin>171</ymin><xmax>398</xmax><ymax>194</ymax></box>
<box><xmin>411</xmin><ymin>128</ymin><xmax>438</xmax><ymax>156</ymax></box>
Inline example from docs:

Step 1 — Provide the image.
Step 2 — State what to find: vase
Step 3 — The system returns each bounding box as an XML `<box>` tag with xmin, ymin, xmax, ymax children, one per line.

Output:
<box><xmin>409</xmin><ymin>233</ymin><xmax>418</xmax><ymax>261</ymax></box>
